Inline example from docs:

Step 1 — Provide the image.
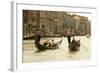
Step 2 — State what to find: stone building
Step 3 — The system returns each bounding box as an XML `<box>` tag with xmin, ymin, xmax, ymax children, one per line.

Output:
<box><xmin>23</xmin><ymin>10</ymin><xmax>40</xmax><ymax>37</ymax></box>
<box><xmin>79</xmin><ymin>16</ymin><xmax>90</xmax><ymax>35</ymax></box>
<box><xmin>23</xmin><ymin>10</ymin><xmax>91</xmax><ymax>37</ymax></box>
<box><xmin>38</xmin><ymin>11</ymin><xmax>64</xmax><ymax>36</ymax></box>
<box><xmin>62</xmin><ymin>13</ymin><xmax>75</xmax><ymax>36</ymax></box>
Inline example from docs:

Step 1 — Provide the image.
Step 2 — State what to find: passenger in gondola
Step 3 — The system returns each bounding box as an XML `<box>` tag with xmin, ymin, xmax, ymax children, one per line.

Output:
<box><xmin>51</xmin><ymin>40</ymin><xmax>57</xmax><ymax>47</ymax></box>
<box><xmin>71</xmin><ymin>37</ymin><xmax>80</xmax><ymax>46</ymax></box>
<box><xmin>71</xmin><ymin>37</ymin><xmax>76</xmax><ymax>44</ymax></box>
<box><xmin>47</xmin><ymin>42</ymin><xmax>52</xmax><ymax>47</ymax></box>
<box><xmin>43</xmin><ymin>40</ymin><xmax>49</xmax><ymax>46</ymax></box>
<box><xmin>76</xmin><ymin>40</ymin><xmax>80</xmax><ymax>47</ymax></box>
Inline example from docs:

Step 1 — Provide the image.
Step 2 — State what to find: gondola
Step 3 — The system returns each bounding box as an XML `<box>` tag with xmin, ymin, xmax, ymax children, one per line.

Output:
<box><xmin>34</xmin><ymin>35</ymin><xmax>62</xmax><ymax>51</ymax></box>
<box><xmin>68</xmin><ymin>39</ymin><xmax>80</xmax><ymax>52</ymax></box>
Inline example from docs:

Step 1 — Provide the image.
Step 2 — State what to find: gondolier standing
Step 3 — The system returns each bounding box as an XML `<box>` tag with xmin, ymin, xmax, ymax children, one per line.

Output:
<box><xmin>67</xmin><ymin>29</ymin><xmax>71</xmax><ymax>44</ymax></box>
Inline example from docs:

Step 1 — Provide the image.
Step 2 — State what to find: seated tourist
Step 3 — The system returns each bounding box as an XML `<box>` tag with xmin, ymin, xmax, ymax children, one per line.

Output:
<box><xmin>50</xmin><ymin>40</ymin><xmax>57</xmax><ymax>47</ymax></box>
<box><xmin>43</xmin><ymin>40</ymin><xmax>49</xmax><ymax>46</ymax></box>
<box><xmin>71</xmin><ymin>38</ymin><xmax>76</xmax><ymax>44</ymax></box>
<box><xmin>76</xmin><ymin>40</ymin><xmax>80</xmax><ymax>47</ymax></box>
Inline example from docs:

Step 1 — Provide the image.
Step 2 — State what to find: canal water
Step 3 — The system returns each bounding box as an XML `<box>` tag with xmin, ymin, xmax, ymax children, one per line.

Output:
<box><xmin>22</xmin><ymin>36</ymin><xmax>91</xmax><ymax>63</ymax></box>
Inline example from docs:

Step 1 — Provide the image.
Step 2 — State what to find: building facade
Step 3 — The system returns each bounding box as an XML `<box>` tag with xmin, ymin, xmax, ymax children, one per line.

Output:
<box><xmin>23</xmin><ymin>10</ymin><xmax>91</xmax><ymax>37</ymax></box>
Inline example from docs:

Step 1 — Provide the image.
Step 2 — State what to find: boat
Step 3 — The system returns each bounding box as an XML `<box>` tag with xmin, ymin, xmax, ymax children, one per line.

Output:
<box><xmin>34</xmin><ymin>35</ymin><xmax>62</xmax><ymax>51</ymax></box>
<box><xmin>86</xmin><ymin>34</ymin><xmax>90</xmax><ymax>38</ymax></box>
<box><xmin>68</xmin><ymin>39</ymin><xmax>80</xmax><ymax>52</ymax></box>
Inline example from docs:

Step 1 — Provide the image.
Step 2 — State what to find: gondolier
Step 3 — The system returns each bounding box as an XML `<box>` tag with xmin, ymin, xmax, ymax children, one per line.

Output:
<box><xmin>67</xmin><ymin>30</ymin><xmax>71</xmax><ymax>44</ymax></box>
<box><xmin>67</xmin><ymin>35</ymin><xmax>71</xmax><ymax>44</ymax></box>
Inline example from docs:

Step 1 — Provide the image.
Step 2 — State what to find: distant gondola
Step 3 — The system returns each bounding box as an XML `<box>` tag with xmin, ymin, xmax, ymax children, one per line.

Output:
<box><xmin>34</xmin><ymin>35</ymin><xmax>62</xmax><ymax>51</ymax></box>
